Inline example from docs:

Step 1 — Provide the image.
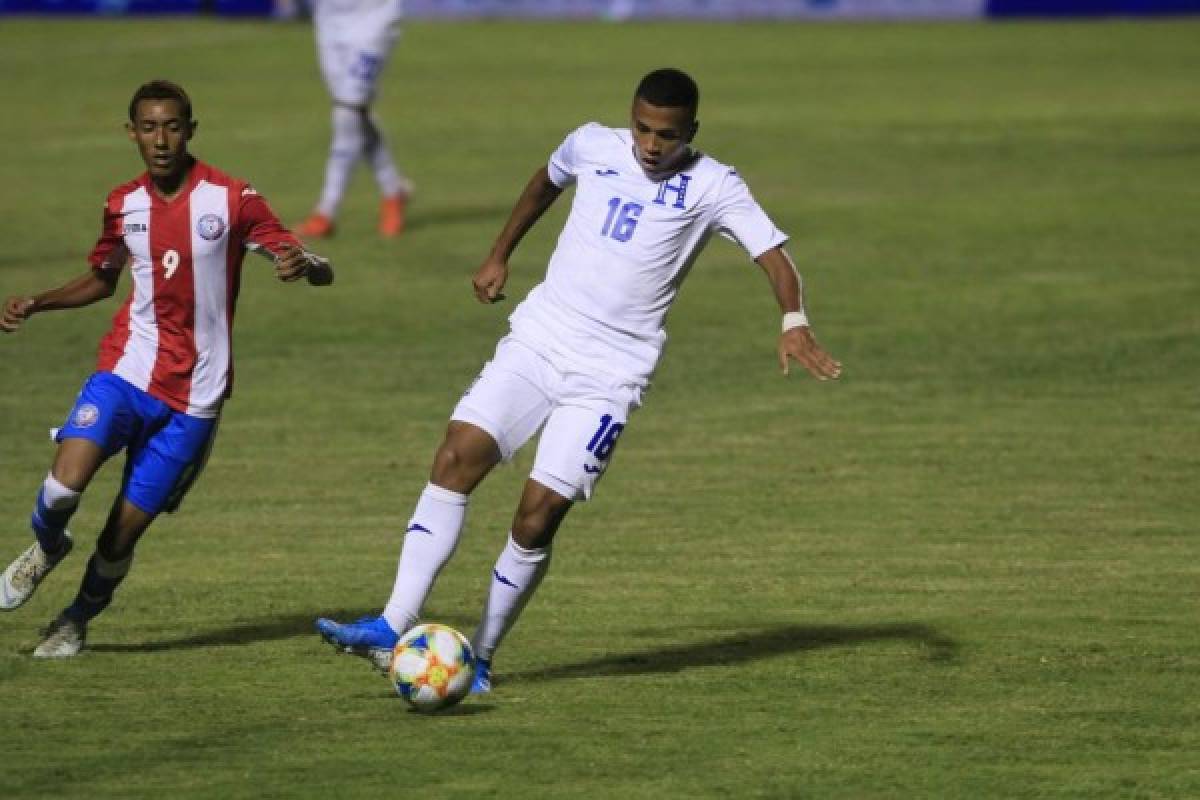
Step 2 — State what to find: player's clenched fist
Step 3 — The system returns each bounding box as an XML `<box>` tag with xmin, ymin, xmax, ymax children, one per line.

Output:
<box><xmin>274</xmin><ymin>245</ymin><xmax>310</xmax><ymax>282</ymax></box>
<box><xmin>274</xmin><ymin>245</ymin><xmax>333</xmax><ymax>286</ymax></box>
<box><xmin>472</xmin><ymin>258</ymin><xmax>508</xmax><ymax>304</ymax></box>
<box><xmin>1</xmin><ymin>296</ymin><xmax>35</xmax><ymax>333</ymax></box>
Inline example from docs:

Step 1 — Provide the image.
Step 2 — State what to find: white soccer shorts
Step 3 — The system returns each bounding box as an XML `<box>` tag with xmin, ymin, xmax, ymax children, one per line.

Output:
<box><xmin>314</xmin><ymin>0</ymin><xmax>403</xmax><ymax>106</ymax></box>
<box><xmin>451</xmin><ymin>336</ymin><xmax>642</xmax><ymax>502</ymax></box>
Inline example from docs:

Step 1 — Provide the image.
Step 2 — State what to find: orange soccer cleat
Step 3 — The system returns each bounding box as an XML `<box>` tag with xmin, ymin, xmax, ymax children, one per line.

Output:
<box><xmin>296</xmin><ymin>212</ymin><xmax>335</xmax><ymax>239</ymax></box>
<box><xmin>378</xmin><ymin>193</ymin><xmax>408</xmax><ymax>238</ymax></box>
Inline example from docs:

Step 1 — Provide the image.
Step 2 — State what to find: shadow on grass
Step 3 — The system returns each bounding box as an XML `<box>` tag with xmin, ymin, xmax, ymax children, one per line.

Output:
<box><xmin>406</xmin><ymin>703</ymin><xmax>495</xmax><ymax>717</ymax></box>
<box><xmin>89</xmin><ymin>609</ymin><xmax>374</xmax><ymax>653</ymax></box>
<box><xmin>88</xmin><ymin>608</ymin><xmax>479</xmax><ymax>653</ymax></box>
<box><xmin>503</xmin><ymin>623</ymin><xmax>959</xmax><ymax>686</ymax></box>
<box><xmin>89</xmin><ymin>616</ymin><xmax>956</xmax><ymax>680</ymax></box>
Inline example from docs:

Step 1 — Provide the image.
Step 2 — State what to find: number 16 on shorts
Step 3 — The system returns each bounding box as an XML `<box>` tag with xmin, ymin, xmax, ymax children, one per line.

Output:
<box><xmin>584</xmin><ymin>413</ymin><xmax>624</xmax><ymax>474</ymax></box>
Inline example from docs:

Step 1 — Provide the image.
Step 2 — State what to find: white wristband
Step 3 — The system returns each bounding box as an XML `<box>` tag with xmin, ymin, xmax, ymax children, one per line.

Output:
<box><xmin>782</xmin><ymin>310</ymin><xmax>809</xmax><ymax>332</ymax></box>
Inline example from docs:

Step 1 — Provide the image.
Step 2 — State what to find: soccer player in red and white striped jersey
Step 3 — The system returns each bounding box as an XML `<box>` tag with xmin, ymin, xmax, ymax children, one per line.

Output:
<box><xmin>0</xmin><ymin>80</ymin><xmax>334</xmax><ymax>658</ymax></box>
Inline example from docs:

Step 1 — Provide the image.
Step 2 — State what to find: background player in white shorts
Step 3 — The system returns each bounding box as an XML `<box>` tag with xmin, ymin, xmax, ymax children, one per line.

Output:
<box><xmin>317</xmin><ymin>68</ymin><xmax>841</xmax><ymax>691</ymax></box>
<box><xmin>297</xmin><ymin>0</ymin><xmax>413</xmax><ymax>239</ymax></box>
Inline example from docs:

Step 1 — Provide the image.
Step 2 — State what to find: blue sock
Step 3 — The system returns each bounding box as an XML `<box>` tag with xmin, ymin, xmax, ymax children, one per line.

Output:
<box><xmin>66</xmin><ymin>552</ymin><xmax>133</xmax><ymax>623</ymax></box>
<box><xmin>31</xmin><ymin>487</ymin><xmax>75</xmax><ymax>557</ymax></box>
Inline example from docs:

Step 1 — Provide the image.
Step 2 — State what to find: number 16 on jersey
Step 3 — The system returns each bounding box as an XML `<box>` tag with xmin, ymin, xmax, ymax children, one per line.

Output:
<box><xmin>600</xmin><ymin>198</ymin><xmax>643</xmax><ymax>243</ymax></box>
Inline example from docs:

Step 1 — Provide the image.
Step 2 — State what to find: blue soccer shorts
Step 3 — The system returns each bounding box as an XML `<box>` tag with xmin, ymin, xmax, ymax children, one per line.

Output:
<box><xmin>56</xmin><ymin>372</ymin><xmax>219</xmax><ymax>516</ymax></box>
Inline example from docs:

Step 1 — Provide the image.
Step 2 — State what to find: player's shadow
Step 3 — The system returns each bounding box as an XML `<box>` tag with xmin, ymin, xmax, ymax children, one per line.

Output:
<box><xmin>88</xmin><ymin>608</ymin><xmax>380</xmax><ymax>653</ymax></box>
<box><xmin>88</xmin><ymin>608</ymin><xmax>479</xmax><ymax>653</ymax></box>
<box><xmin>502</xmin><ymin>623</ymin><xmax>958</xmax><ymax>686</ymax></box>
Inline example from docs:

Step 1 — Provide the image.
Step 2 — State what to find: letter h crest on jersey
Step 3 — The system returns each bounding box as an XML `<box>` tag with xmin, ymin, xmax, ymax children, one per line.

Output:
<box><xmin>653</xmin><ymin>174</ymin><xmax>691</xmax><ymax>210</ymax></box>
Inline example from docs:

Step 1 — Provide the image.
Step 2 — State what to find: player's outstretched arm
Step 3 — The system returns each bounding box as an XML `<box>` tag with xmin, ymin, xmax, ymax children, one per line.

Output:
<box><xmin>1</xmin><ymin>269</ymin><xmax>119</xmax><ymax>334</ymax></box>
<box><xmin>239</xmin><ymin>187</ymin><xmax>333</xmax><ymax>287</ymax></box>
<box><xmin>755</xmin><ymin>246</ymin><xmax>842</xmax><ymax>381</ymax></box>
<box><xmin>473</xmin><ymin>166</ymin><xmax>563</xmax><ymax>304</ymax></box>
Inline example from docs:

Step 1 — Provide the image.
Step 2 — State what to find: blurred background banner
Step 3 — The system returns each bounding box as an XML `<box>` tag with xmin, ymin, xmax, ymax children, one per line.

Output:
<box><xmin>399</xmin><ymin>0</ymin><xmax>988</xmax><ymax>19</ymax></box>
<box><xmin>0</xmin><ymin>0</ymin><xmax>1195</xmax><ymax>18</ymax></box>
<box><xmin>0</xmin><ymin>0</ymin><xmax>271</xmax><ymax>12</ymax></box>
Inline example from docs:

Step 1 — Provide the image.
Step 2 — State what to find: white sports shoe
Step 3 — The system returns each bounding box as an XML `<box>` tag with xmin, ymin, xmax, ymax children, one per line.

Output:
<box><xmin>33</xmin><ymin>613</ymin><xmax>86</xmax><ymax>659</ymax></box>
<box><xmin>0</xmin><ymin>532</ymin><xmax>73</xmax><ymax>611</ymax></box>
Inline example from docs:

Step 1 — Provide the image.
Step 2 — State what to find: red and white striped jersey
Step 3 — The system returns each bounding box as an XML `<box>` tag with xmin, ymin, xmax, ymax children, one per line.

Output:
<box><xmin>88</xmin><ymin>160</ymin><xmax>300</xmax><ymax>418</ymax></box>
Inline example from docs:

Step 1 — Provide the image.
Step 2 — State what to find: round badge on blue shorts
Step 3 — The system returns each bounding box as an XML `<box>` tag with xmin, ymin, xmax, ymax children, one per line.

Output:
<box><xmin>72</xmin><ymin>403</ymin><xmax>100</xmax><ymax>429</ymax></box>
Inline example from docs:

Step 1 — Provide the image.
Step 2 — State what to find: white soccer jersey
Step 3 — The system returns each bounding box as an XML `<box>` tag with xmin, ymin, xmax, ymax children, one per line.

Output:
<box><xmin>509</xmin><ymin>122</ymin><xmax>788</xmax><ymax>387</ymax></box>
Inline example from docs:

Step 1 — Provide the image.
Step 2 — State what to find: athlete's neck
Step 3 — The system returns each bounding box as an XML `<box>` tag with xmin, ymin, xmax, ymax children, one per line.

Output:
<box><xmin>150</xmin><ymin>156</ymin><xmax>195</xmax><ymax>201</ymax></box>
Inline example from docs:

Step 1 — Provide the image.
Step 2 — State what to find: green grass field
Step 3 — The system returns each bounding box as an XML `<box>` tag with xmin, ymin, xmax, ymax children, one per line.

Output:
<box><xmin>1</xmin><ymin>16</ymin><xmax>1198</xmax><ymax>798</ymax></box>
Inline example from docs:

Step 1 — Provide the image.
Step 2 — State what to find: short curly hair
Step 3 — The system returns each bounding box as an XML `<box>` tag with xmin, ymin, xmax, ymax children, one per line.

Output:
<box><xmin>128</xmin><ymin>80</ymin><xmax>193</xmax><ymax>123</ymax></box>
<box><xmin>634</xmin><ymin>68</ymin><xmax>699</xmax><ymax>116</ymax></box>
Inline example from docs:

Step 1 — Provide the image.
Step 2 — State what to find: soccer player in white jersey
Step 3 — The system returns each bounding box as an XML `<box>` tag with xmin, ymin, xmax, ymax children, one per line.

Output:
<box><xmin>317</xmin><ymin>68</ymin><xmax>841</xmax><ymax>691</ymax></box>
<box><xmin>296</xmin><ymin>0</ymin><xmax>413</xmax><ymax>239</ymax></box>
<box><xmin>0</xmin><ymin>80</ymin><xmax>334</xmax><ymax>658</ymax></box>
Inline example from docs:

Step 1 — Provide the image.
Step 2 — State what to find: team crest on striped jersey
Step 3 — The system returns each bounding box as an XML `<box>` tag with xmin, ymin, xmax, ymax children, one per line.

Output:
<box><xmin>196</xmin><ymin>214</ymin><xmax>226</xmax><ymax>241</ymax></box>
<box><xmin>72</xmin><ymin>403</ymin><xmax>100</xmax><ymax>429</ymax></box>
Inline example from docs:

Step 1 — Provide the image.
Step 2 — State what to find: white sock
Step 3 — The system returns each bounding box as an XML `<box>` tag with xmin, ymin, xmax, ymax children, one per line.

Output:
<box><xmin>382</xmin><ymin>483</ymin><xmax>468</xmax><ymax>635</ymax></box>
<box><xmin>471</xmin><ymin>534</ymin><xmax>552</xmax><ymax>662</ymax></box>
<box><xmin>363</xmin><ymin>111</ymin><xmax>408</xmax><ymax>198</ymax></box>
<box><xmin>316</xmin><ymin>105</ymin><xmax>366</xmax><ymax>217</ymax></box>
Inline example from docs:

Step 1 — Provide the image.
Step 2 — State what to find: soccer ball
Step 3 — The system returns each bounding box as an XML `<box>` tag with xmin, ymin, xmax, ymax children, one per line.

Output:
<box><xmin>388</xmin><ymin>623</ymin><xmax>476</xmax><ymax>712</ymax></box>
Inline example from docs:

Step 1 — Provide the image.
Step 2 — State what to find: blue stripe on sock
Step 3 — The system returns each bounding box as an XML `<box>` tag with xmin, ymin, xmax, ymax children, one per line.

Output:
<box><xmin>31</xmin><ymin>489</ymin><xmax>72</xmax><ymax>555</ymax></box>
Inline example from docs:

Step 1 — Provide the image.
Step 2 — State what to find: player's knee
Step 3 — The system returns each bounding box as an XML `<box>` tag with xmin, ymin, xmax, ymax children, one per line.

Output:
<box><xmin>51</xmin><ymin>439</ymin><xmax>104</xmax><ymax>491</ymax></box>
<box><xmin>430</xmin><ymin>441</ymin><xmax>484</xmax><ymax>492</ymax></box>
<box><xmin>50</xmin><ymin>462</ymin><xmax>92</xmax><ymax>494</ymax></box>
<box><xmin>431</xmin><ymin>441</ymin><xmax>464</xmax><ymax>483</ymax></box>
<box><xmin>429</xmin><ymin>426</ymin><xmax>499</xmax><ymax>492</ymax></box>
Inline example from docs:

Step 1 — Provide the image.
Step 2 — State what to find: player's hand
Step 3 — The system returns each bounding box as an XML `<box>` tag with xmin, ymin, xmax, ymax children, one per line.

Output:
<box><xmin>472</xmin><ymin>257</ymin><xmax>509</xmax><ymax>304</ymax></box>
<box><xmin>1</xmin><ymin>296</ymin><xmax>35</xmax><ymax>333</ymax></box>
<box><xmin>274</xmin><ymin>245</ymin><xmax>311</xmax><ymax>282</ymax></box>
<box><xmin>779</xmin><ymin>326</ymin><xmax>842</xmax><ymax>380</ymax></box>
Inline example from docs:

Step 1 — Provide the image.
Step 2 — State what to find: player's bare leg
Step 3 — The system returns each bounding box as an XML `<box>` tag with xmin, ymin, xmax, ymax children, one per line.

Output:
<box><xmin>316</xmin><ymin>421</ymin><xmax>502</xmax><ymax>656</ymax></box>
<box><xmin>470</xmin><ymin>479</ymin><xmax>572</xmax><ymax>692</ymax></box>
<box><xmin>50</xmin><ymin>438</ymin><xmax>106</xmax><ymax>492</ymax></box>
<box><xmin>94</xmin><ymin>495</ymin><xmax>156</xmax><ymax>562</ymax></box>
<box><xmin>1</xmin><ymin>438</ymin><xmax>105</xmax><ymax>612</ymax></box>
<box><xmin>428</xmin><ymin>421</ymin><xmax>502</xmax><ymax>494</ymax></box>
<box><xmin>509</xmin><ymin>479</ymin><xmax>573</xmax><ymax>550</ymax></box>
<box><xmin>34</xmin><ymin>495</ymin><xmax>153</xmax><ymax>658</ymax></box>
